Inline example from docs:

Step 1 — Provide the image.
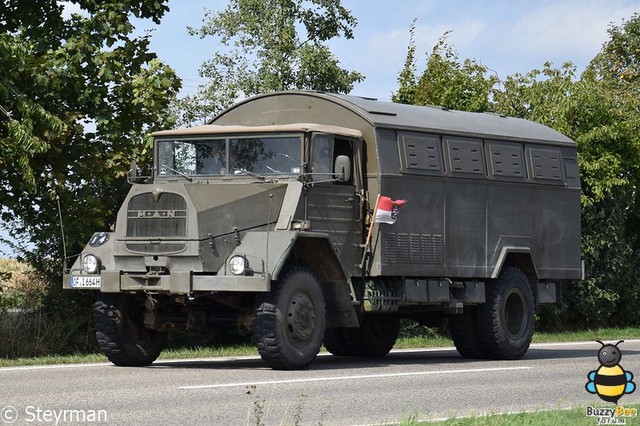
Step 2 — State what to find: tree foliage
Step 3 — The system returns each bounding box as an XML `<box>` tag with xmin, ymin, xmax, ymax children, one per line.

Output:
<box><xmin>392</xmin><ymin>25</ymin><xmax>498</xmax><ymax>112</ymax></box>
<box><xmin>0</xmin><ymin>1</ymin><xmax>180</xmax><ymax>282</ymax></box>
<box><xmin>493</xmin><ymin>17</ymin><xmax>640</xmax><ymax>327</ymax></box>
<box><xmin>395</xmin><ymin>14</ymin><xmax>640</xmax><ymax>328</ymax></box>
<box><xmin>578</xmin><ymin>14</ymin><xmax>640</xmax><ymax>326</ymax></box>
<box><xmin>175</xmin><ymin>0</ymin><xmax>364</xmax><ymax>126</ymax></box>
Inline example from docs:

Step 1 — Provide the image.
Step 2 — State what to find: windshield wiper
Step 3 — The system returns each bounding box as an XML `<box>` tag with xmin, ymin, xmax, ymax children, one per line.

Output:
<box><xmin>160</xmin><ymin>164</ymin><xmax>193</xmax><ymax>182</ymax></box>
<box><xmin>233</xmin><ymin>169</ymin><xmax>266</xmax><ymax>181</ymax></box>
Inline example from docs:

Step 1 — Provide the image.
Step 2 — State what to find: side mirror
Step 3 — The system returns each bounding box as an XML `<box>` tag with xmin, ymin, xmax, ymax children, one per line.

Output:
<box><xmin>334</xmin><ymin>155</ymin><xmax>351</xmax><ymax>182</ymax></box>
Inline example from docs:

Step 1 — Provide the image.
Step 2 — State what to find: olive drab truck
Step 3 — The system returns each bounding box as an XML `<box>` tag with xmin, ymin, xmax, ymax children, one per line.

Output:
<box><xmin>63</xmin><ymin>91</ymin><xmax>582</xmax><ymax>370</ymax></box>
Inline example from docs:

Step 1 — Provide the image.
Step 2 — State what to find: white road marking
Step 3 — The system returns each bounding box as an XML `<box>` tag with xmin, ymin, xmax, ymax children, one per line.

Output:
<box><xmin>0</xmin><ymin>362</ymin><xmax>110</xmax><ymax>372</ymax></box>
<box><xmin>178</xmin><ymin>366</ymin><xmax>533</xmax><ymax>390</ymax></box>
<box><xmin>529</xmin><ymin>339</ymin><xmax>640</xmax><ymax>347</ymax></box>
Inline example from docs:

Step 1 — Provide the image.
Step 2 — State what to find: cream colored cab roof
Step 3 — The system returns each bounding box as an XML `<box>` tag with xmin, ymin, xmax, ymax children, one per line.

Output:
<box><xmin>152</xmin><ymin>123</ymin><xmax>363</xmax><ymax>139</ymax></box>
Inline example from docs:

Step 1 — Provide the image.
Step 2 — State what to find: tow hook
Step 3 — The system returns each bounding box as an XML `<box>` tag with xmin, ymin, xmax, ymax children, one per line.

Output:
<box><xmin>145</xmin><ymin>295</ymin><xmax>158</xmax><ymax>311</ymax></box>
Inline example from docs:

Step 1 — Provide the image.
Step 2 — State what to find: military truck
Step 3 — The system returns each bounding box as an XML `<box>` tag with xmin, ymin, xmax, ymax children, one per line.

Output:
<box><xmin>64</xmin><ymin>91</ymin><xmax>581</xmax><ymax>370</ymax></box>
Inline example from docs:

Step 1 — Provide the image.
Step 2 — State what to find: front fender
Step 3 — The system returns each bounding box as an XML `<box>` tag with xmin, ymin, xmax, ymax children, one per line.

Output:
<box><xmin>217</xmin><ymin>231</ymin><xmax>296</xmax><ymax>280</ymax></box>
<box><xmin>218</xmin><ymin>231</ymin><xmax>339</xmax><ymax>281</ymax></box>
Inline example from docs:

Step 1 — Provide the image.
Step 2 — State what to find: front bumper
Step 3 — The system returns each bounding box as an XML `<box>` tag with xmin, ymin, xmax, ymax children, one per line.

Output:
<box><xmin>63</xmin><ymin>271</ymin><xmax>271</xmax><ymax>293</ymax></box>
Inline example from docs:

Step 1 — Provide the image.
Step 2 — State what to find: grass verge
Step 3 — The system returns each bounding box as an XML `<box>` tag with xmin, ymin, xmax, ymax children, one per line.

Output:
<box><xmin>404</xmin><ymin>404</ymin><xmax>640</xmax><ymax>425</ymax></box>
<box><xmin>0</xmin><ymin>327</ymin><xmax>638</xmax><ymax>368</ymax></box>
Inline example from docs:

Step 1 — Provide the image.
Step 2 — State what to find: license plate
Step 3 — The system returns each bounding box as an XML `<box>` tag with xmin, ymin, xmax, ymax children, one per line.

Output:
<box><xmin>70</xmin><ymin>276</ymin><xmax>101</xmax><ymax>288</ymax></box>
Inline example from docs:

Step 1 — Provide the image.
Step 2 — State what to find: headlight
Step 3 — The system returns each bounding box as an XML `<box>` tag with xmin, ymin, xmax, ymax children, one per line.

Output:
<box><xmin>228</xmin><ymin>255</ymin><xmax>247</xmax><ymax>275</ymax></box>
<box><xmin>82</xmin><ymin>254</ymin><xmax>101</xmax><ymax>274</ymax></box>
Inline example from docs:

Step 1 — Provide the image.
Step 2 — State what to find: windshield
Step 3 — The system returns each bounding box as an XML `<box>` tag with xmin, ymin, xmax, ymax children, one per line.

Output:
<box><xmin>157</xmin><ymin>135</ymin><xmax>302</xmax><ymax>177</ymax></box>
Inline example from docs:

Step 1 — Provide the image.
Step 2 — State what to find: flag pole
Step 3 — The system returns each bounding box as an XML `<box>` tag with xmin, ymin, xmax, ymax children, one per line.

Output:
<box><xmin>360</xmin><ymin>193</ymin><xmax>381</xmax><ymax>272</ymax></box>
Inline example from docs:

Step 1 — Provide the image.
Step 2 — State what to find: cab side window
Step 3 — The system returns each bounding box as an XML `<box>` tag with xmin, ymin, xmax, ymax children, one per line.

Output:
<box><xmin>310</xmin><ymin>133</ymin><xmax>355</xmax><ymax>185</ymax></box>
<box><xmin>311</xmin><ymin>134</ymin><xmax>334</xmax><ymax>177</ymax></box>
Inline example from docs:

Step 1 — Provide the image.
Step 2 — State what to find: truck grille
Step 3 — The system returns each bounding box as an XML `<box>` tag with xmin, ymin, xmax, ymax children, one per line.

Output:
<box><xmin>125</xmin><ymin>243</ymin><xmax>186</xmax><ymax>254</ymax></box>
<box><xmin>126</xmin><ymin>192</ymin><xmax>187</xmax><ymax>238</ymax></box>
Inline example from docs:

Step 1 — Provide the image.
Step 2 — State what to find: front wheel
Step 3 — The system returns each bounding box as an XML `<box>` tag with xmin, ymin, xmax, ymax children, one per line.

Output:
<box><xmin>94</xmin><ymin>293</ymin><xmax>166</xmax><ymax>366</ymax></box>
<box><xmin>476</xmin><ymin>267</ymin><xmax>534</xmax><ymax>360</ymax></box>
<box><xmin>254</xmin><ymin>266</ymin><xmax>326</xmax><ymax>370</ymax></box>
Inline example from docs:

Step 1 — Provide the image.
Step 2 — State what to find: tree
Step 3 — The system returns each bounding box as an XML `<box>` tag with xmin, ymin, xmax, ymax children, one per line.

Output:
<box><xmin>491</xmin><ymin>62</ymin><xmax>577</xmax><ymax>134</ymax></box>
<box><xmin>587</xmin><ymin>13</ymin><xmax>640</xmax><ymax>227</ymax></box>
<box><xmin>577</xmin><ymin>14</ymin><xmax>640</xmax><ymax>325</ymax></box>
<box><xmin>175</xmin><ymin>0</ymin><xmax>364</xmax><ymax>126</ymax></box>
<box><xmin>392</xmin><ymin>25</ymin><xmax>497</xmax><ymax>112</ymax></box>
<box><xmin>0</xmin><ymin>0</ymin><xmax>181</xmax><ymax>354</ymax></box>
<box><xmin>489</xmin><ymin>16</ymin><xmax>640</xmax><ymax>328</ymax></box>
<box><xmin>491</xmin><ymin>63</ymin><xmax>637</xmax><ymax>326</ymax></box>
<box><xmin>0</xmin><ymin>0</ymin><xmax>180</xmax><ymax>255</ymax></box>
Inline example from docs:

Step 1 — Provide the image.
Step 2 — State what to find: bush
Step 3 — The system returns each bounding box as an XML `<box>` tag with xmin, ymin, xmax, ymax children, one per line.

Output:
<box><xmin>0</xmin><ymin>309</ymin><xmax>97</xmax><ymax>358</ymax></box>
<box><xmin>399</xmin><ymin>318</ymin><xmax>449</xmax><ymax>339</ymax></box>
<box><xmin>0</xmin><ymin>259</ymin><xmax>46</xmax><ymax>311</ymax></box>
<box><xmin>0</xmin><ymin>259</ymin><xmax>97</xmax><ymax>358</ymax></box>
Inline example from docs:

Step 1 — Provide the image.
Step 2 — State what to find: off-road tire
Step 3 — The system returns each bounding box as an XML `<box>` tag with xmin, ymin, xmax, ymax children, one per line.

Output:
<box><xmin>449</xmin><ymin>306</ymin><xmax>485</xmax><ymax>359</ymax></box>
<box><xmin>254</xmin><ymin>266</ymin><xmax>326</xmax><ymax>370</ymax></box>
<box><xmin>94</xmin><ymin>293</ymin><xmax>166</xmax><ymax>366</ymax></box>
<box><xmin>322</xmin><ymin>327</ymin><xmax>352</xmax><ymax>356</ymax></box>
<box><xmin>341</xmin><ymin>314</ymin><xmax>400</xmax><ymax>358</ymax></box>
<box><xmin>476</xmin><ymin>267</ymin><xmax>534</xmax><ymax>360</ymax></box>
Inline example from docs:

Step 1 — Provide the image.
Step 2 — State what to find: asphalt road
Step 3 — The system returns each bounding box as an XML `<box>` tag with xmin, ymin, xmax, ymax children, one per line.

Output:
<box><xmin>1</xmin><ymin>340</ymin><xmax>639</xmax><ymax>425</ymax></box>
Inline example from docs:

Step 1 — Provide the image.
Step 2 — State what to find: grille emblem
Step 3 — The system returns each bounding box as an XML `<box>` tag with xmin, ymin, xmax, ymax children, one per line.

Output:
<box><xmin>151</xmin><ymin>188</ymin><xmax>163</xmax><ymax>202</ymax></box>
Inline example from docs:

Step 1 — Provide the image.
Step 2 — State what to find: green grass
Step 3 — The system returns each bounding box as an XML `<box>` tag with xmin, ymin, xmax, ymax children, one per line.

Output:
<box><xmin>0</xmin><ymin>353</ymin><xmax>108</xmax><ymax>367</ymax></box>
<box><xmin>532</xmin><ymin>327</ymin><xmax>640</xmax><ymax>343</ymax></box>
<box><xmin>0</xmin><ymin>327</ymin><xmax>638</xmax><ymax>368</ymax></box>
<box><xmin>393</xmin><ymin>327</ymin><xmax>640</xmax><ymax>351</ymax></box>
<box><xmin>158</xmin><ymin>344</ymin><xmax>256</xmax><ymax>360</ymax></box>
<box><xmin>0</xmin><ymin>345</ymin><xmax>257</xmax><ymax>368</ymax></box>
<box><xmin>401</xmin><ymin>404</ymin><xmax>640</xmax><ymax>425</ymax></box>
<box><xmin>394</xmin><ymin>335</ymin><xmax>454</xmax><ymax>349</ymax></box>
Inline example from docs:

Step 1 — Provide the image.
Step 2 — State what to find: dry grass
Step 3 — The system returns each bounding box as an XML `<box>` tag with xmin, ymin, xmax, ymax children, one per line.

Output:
<box><xmin>0</xmin><ymin>258</ymin><xmax>96</xmax><ymax>358</ymax></box>
<box><xmin>0</xmin><ymin>258</ymin><xmax>47</xmax><ymax>310</ymax></box>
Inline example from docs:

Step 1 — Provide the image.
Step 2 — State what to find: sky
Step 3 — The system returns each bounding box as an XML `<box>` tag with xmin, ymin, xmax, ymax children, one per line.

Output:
<box><xmin>1</xmin><ymin>0</ymin><xmax>638</xmax><ymax>256</ymax></box>
<box><xmin>140</xmin><ymin>0</ymin><xmax>638</xmax><ymax>101</ymax></box>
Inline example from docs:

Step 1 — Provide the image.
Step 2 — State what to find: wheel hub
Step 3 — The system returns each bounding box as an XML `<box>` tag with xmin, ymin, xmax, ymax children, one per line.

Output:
<box><xmin>287</xmin><ymin>291</ymin><xmax>316</xmax><ymax>345</ymax></box>
<box><xmin>505</xmin><ymin>291</ymin><xmax>525</xmax><ymax>337</ymax></box>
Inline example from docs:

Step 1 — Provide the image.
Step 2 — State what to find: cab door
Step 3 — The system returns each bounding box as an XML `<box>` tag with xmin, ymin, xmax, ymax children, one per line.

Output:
<box><xmin>306</xmin><ymin>133</ymin><xmax>364</xmax><ymax>278</ymax></box>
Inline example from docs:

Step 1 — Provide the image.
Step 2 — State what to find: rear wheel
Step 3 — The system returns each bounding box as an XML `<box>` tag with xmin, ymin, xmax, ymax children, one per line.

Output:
<box><xmin>94</xmin><ymin>293</ymin><xmax>166</xmax><ymax>366</ymax></box>
<box><xmin>341</xmin><ymin>314</ymin><xmax>400</xmax><ymax>358</ymax></box>
<box><xmin>449</xmin><ymin>306</ymin><xmax>485</xmax><ymax>359</ymax></box>
<box><xmin>476</xmin><ymin>267</ymin><xmax>534</xmax><ymax>360</ymax></box>
<box><xmin>254</xmin><ymin>266</ymin><xmax>326</xmax><ymax>370</ymax></box>
<box><xmin>322</xmin><ymin>327</ymin><xmax>352</xmax><ymax>356</ymax></box>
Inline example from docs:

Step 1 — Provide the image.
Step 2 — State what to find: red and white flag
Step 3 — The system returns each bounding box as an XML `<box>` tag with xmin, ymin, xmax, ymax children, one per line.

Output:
<box><xmin>374</xmin><ymin>195</ymin><xmax>407</xmax><ymax>224</ymax></box>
